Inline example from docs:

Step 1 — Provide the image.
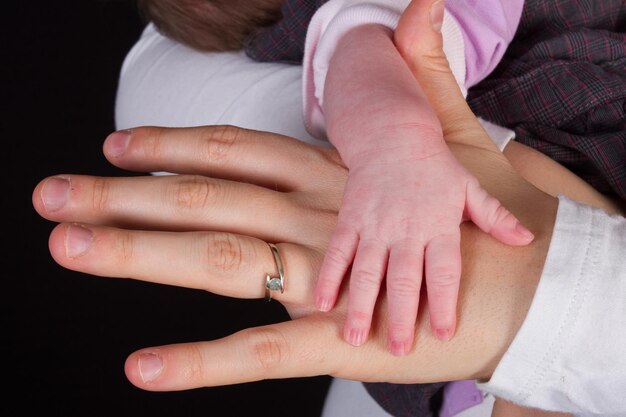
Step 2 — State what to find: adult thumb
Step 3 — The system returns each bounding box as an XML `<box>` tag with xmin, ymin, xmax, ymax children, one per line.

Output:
<box><xmin>394</xmin><ymin>0</ymin><xmax>488</xmax><ymax>149</ymax></box>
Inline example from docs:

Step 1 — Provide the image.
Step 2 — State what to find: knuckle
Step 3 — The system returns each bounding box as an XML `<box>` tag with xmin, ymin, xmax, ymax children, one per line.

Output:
<box><xmin>429</xmin><ymin>302</ymin><xmax>456</xmax><ymax>321</ymax></box>
<box><xmin>397</xmin><ymin>44</ymin><xmax>450</xmax><ymax>74</ymax></box>
<box><xmin>487</xmin><ymin>204</ymin><xmax>512</xmax><ymax>231</ymax></box>
<box><xmin>387</xmin><ymin>275</ymin><xmax>421</xmax><ymax>297</ymax></box>
<box><xmin>244</xmin><ymin>328</ymin><xmax>288</xmax><ymax>373</ymax></box>
<box><xmin>310</xmin><ymin>210</ymin><xmax>340</xmax><ymax>240</ymax></box>
<box><xmin>204</xmin><ymin>232</ymin><xmax>244</xmax><ymax>275</ymax></box>
<box><xmin>170</xmin><ymin>175</ymin><xmax>222</xmax><ymax>212</ymax></box>
<box><xmin>431</xmin><ymin>215</ymin><xmax>454</xmax><ymax>229</ymax></box>
<box><xmin>346</xmin><ymin>309</ymin><xmax>371</xmax><ymax>329</ymax></box>
<box><xmin>180</xmin><ymin>344</ymin><xmax>206</xmax><ymax>383</ymax></box>
<box><xmin>351</xmin><ymin>267</ymin><xmax>383</xmax><ymax>292</ymax></box>
<box><xmin>135</xmin><ymin>126</ymin><xmax>166</xmax><ymax>160</ymax></box>
<box><xmin>112</xmin><ymin>229</ymin><xmax>135</xmax><ymax>265</ymax></box>
<box><xmin>405</xmin><ymin>49</ymin><xmax>454</xmax><ymax>75</ymax></box>
<box><xmin>324</xmin><ymin>244</ymin><xmax>352</xmax><ymax>268</ymax></box>
<box><xmin>422</xmin><ymin>54</ymin><xmax>455</xmax><ymax>75</ymax></box>
<box><xmin>428</xmin><ymin>271</ymin><xmax>458</xmax><ymax>289</ymax></box>
<box><xmin>387</xmin><ymin>319</ymin><xmax>414</xmax><ymax>337</ymax></box>
<box><xmin>201</xmin><ymin>125</ymin><xmax>239</xmax><ymax>165</ymax></box>
<box><xmin>91</xmin><ymin>178</ymin><xmax>112</xmax><ymax>213</ymax></box>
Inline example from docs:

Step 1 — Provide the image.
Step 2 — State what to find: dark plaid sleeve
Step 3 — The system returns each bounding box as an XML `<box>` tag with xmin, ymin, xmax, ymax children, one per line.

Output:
<box><xmin>467</xmin><ymin>0</ymin><xmax>626</xmax><ymax>199</ymax></box>
<box><xmin>363</xmin><ymin>382</ymin><xmax>446</xmax><ymax>417</ymax></box>
<box><xmin>244</xmin><ymin>0</ymin><xmax>327</xmax><ymax>64</ymax></box>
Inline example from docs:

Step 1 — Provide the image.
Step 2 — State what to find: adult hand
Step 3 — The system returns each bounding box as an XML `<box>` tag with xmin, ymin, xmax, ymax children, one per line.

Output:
<box><xmin>395</xmin><ymin>0</ymin><xmax>501</xmax><ymax>152</ymax></box>
<box><xmin>33</xmin><ymin>124</ymin><xmax>553</xmax><ymax>390</ymax></box>
<box><xmin>32</xmin><ymin>0</ymin><xmax>557</xmax><ymax>391</ymax></box>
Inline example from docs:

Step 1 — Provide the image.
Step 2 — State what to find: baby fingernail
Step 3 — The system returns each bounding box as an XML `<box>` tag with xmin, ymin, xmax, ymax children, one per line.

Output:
<box><xmin>138</xmin><ymin>353</ymin><xmax>163</xmax><ymax>383</ymax></box>
<box><xmin>345</xmin><ymin>328</ymin><xmax>367</xmax><ymax>347</ymax></box>
<box><xmin>515</xmin><ymin>222</ymin><xmax>535</xmax><ymax>241</ymax></box>
<box><xmin>42</xmin><ymin>177</ymin><xmax>70</xmax><ymax>212</ymax></box>
<box><xmin>429</xmin><ymin>0</ymin><xmax>445</xmax><ymax>32</ymax></box>
<box><xmin>436</xmin><ymin>328</ymin><xmax>452</xmax><ymax>341</ymax></box>
<box><xmin>65</xmin><ymin>225</ymin><xmax>93</xmax><ymax>258</ymax></box>
<box><xmin>316</xmin><ymin>296</ymin><xmax>332</xmax><ymax>312</ymax></box>
<box><xmin>390</xmin><ymin>340</ymin><xmax>408</xmax><ymax>356</ymax></box>
<box><xmin>107</xmin><ymin>130</ymin><xmax>131</xmax><ymax>157</ymax></box>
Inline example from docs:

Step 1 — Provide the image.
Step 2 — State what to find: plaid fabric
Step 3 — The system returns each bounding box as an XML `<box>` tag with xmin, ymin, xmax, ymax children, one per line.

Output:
<box><xmin>244</xmin><ymin>0</ymin><xmax>326</xmax><ymax>63</ymax></box>
<box><xmin>246</xmin><ymin>0</ymin><xmax>626</xmax><ymax>198</ymax></box>
<box><xmin>467</xmin><ymin>0</ymin><xmax>626</xmax><ymax>199</ymax></box>
<box><xmin>363</xmin><ymin>382</ymin><xmax>446</xmax><ymax>417</ymax></box>
<box><xmin>245</xmin><ymin>0</ymin><xmax>626</xmax><ymax>416</ymax></box>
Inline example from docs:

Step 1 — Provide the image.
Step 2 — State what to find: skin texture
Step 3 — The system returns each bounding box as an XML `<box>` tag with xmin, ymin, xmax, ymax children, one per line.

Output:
<box><xmin>31</xmin><ymin>124</ymin><xmax>612</xmax><ymax>416</ymax></box>
<box><xmin>492</xmin><ymin>398</ymin><xmax>574</xmax><ymax>417</ymax></box>
<box><xmin>394</xmin><ymin>1</ymin><xmax>618</xmax><ymax>415</ymax></box>
<box><xmin>33</xmin><ymin>125</ymin><xmax>557</xmax><ymax>388</ymax></box>
<box><xmin>31</xmin><ymin>119</ymin><xmax>616</xmax><ymax>402</ymax></box>
<box><xmin>318</xmin><ymin>20</ymin><xmax>534</xmax><ymax>355</ymax></box>
<box><xmin>31</xmin><ymin>0</ymin><xmax>619</xmax><ymax>413</ymax></box>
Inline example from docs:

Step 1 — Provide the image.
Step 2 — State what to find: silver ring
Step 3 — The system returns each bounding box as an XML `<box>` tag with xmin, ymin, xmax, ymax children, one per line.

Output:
<box><xmin>265</xmin><ymin>243</ymin><xmax>285</xmax><ymax>302</ymax></box>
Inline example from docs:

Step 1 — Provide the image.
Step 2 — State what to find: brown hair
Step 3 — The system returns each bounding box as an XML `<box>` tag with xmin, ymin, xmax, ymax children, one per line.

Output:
<box><xmin>136</xmin><ymin>0</ymin><xmax>283</xmax><ymax>51</ymax></box>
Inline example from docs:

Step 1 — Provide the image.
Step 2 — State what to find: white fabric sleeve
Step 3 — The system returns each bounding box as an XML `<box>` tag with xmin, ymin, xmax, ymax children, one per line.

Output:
<box><xmin>479</xmin><ymin>195</ymin><xmax>626</xmax><ymax>415</ymax></box>
<box><xmin>115</xmin><ymin>24</ymin><xmax>326</xmax><ymax>148</ymax></box>
<box><xmin>301</xmin><ymin>0</ymin><xmax>466</xmax><ymax>140</ymax></box>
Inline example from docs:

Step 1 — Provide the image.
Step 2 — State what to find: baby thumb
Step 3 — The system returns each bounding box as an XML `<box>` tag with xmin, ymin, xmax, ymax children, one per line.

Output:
<box><xmin>465</xmin><ymin>180</ymin><xmax>535</xmax><ymax>247</ymax></box>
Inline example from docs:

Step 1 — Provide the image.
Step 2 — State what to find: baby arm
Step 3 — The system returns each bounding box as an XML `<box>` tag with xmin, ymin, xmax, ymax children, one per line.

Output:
<box><xmin>316</xmin><ymin>23</ymin><xmax>534</xmax><ymax>356</ymax></box>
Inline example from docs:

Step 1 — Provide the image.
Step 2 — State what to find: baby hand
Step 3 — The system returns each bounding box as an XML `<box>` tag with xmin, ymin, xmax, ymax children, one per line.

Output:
<box><xmin>314</xmin><ymin>144</ymin><xmax>534</xmax><ymax>355</ymax></box>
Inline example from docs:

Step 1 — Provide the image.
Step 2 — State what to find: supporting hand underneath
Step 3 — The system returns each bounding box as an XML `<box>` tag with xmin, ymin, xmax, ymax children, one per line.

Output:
<box><xmin>33</xmin><ymin>123</ymin><xmax>556</xmax><ymax>389</ymax></box>
<box><xmin>316</xmin><ymin>0</ymin><xmax>534</xmax><ymax>355</ymax></box>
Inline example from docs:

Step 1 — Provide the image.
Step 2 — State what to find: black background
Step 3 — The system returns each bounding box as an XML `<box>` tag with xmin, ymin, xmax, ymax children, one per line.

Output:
<box><xmin>5</xmin><ymin>1</ymin><xmax>330</xmax><ymax>415</ymax></box>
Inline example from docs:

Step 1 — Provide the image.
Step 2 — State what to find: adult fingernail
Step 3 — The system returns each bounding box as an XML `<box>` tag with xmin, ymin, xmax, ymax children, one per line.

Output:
<box><xmin>138</xmin><ymin>353</ymin><xmax>163</xmax><ymax>383</ymax></box>
<box><xmin>65</xmin><ymin>224</ymin><xmax>93</xmax><ymax>258</ymax></box>
<box><xmin>429</xmin><ymin>0</ymin><xmax>445</xmax><ymax>32</ymax></box>
<box><xmin>41</xmin><ymin>177</ymin><xmax>70</xmax><ymax>212</ymax></box>
<box><xmin>515</xmin><ymin>222</ymin><xmax>535</xmax><ymax>242</ymax></box>
<box><xmin>436</xmin><ymin>328</ymin><xmax>452</xmax><ymax>342</ymax></box>
<box><xmin>107</xmin><ymin>130</ymin><xmax>131</xmax><ymax>157</ymax></box>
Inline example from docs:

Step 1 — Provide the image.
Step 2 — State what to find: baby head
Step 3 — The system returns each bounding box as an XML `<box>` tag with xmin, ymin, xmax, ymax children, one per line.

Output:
<box><xmin>136</xmin><ymin>0</ymin><xmax>284</xmax><ymax>51</ymax></box>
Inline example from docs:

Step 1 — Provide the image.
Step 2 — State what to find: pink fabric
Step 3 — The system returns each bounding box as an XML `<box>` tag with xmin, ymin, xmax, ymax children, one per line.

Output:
<box><xmin>440</xmin><ymin>380</ymin><xmax>484</xmax><ymax>417</ymax></box>
<box><xmin>301</xmin><ymin>0</ymin><xmax>524</xmax><ymax>139</ymax></box>
<box><xmin>445</xmin><ymin>0</ymin><xmax>524</xmax><ymax>86</ymax></box>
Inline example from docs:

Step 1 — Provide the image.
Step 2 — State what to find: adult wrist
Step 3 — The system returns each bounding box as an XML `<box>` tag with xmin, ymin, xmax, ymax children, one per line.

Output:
<box><xmin>448</xmin><ymin>144</ymin><xmax>559</xmax><ymax>381</ymax></box>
